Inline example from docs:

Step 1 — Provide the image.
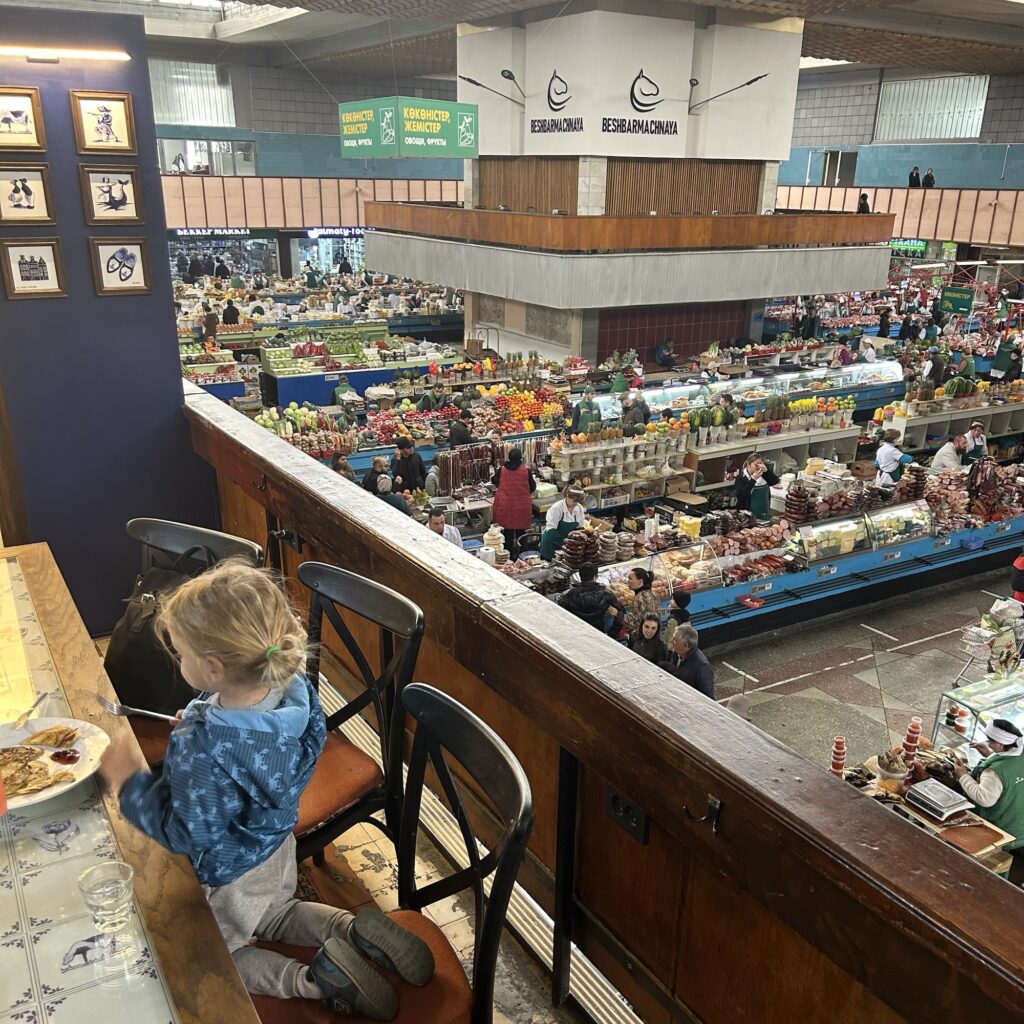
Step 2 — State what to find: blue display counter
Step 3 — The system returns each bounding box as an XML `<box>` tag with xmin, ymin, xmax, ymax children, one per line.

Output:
<box><xmin>347</xmin><ymin>428</ymin><xmax>559</xmax><ymax>473</ymax></box>
<box><xmin>265</xmin><ymin>359</ymin><xmax>468</xmax><ymax>406</ymax></box>
<box><xmin>197</xmin><ymin>380</ymin><xmax>246</xmax><ymax>401</ymax></box>
<box><xmin>688</xmin><ymin>516</ymin><xmax>1024</xmax><ymax>636</ymax></box>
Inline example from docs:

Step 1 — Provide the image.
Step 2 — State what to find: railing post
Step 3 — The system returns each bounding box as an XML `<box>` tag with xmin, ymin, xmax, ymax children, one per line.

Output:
<box><xmin>552</xmin><ymin>746</ymin><xmax>580</xmax><ymax>1007</ymax></box>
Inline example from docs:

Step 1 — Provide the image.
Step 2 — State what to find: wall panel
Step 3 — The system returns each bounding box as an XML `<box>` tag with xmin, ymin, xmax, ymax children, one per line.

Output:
<box><xmin>478</xmin><ymin>156</ymin><xmax>577</xmax><ymax>213</ymax></box>
<box><xmin>222</xmin><ymin>177</ymin><xmax>246</xmax><ymax>227</ymax></box>
<box><xmin>203</xmin><ymin>176</ymin><xmax>227</xmax><ymax>228</ymax></box>
<box><xmin>181</xmin><ymin>176</ymin><xmax>206</xmax><ymax>228</ymax></box>
<box><xmin>243</xmin><ymin>177</ymin><xmax>267</xmax><ymax>228</ymax></box>
<box><xmin>605</xmin><ymin>158</ymin><xmax>760</xmax><ymax>216</ymax></box>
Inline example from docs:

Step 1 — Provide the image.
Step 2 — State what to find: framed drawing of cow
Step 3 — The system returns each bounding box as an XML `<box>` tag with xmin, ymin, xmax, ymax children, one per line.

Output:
<box><xmin>79</xmin><ymin>165</ymin><xmax>143</xmax><ymax>225</ymax></box>
<box><xmin>0</xmin><ymin>87</ymin><xmax>45</xmax><ymax>151</ymax></box>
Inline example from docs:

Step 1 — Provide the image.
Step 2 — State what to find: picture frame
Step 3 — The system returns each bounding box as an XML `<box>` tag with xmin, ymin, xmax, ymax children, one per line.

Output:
<box><xmin>89</xmin><ymin>237</ymin><xmax>151</xmax><ymax>295</ymax></box>
<box><xmin>70</xmin><ymin>90</ymin><xmax>136</xmax><ymax>156</ymax></box>
<box><xmin>79</xmin><ymin>164</ymin><xmax>143</xmax><ymax>225</ymax></box>
<box><xmin>0</xmin><ymin>237</ymin><xmax>66</xmax><ymax>299</ymax></box>
<box><xmin>0</xmin><ymin>87</ymin><xmax>45</xmax><ymax>151</ymax></box>
<box><xmin>0</xmin><ymin>164</ymin><xmax>55</xmax><ymax>225</ymax></box>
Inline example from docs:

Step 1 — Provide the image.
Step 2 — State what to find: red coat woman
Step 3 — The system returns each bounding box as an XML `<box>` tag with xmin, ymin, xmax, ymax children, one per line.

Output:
<box><xmin>491</xmin><ymin>449</ymin><xmax>537</xmax><ymax>557</ymax></box>
<box><xmin>1011</xmin><ymin>548</ymin><xmax>1024</xmax><ymax>603</ymax></box>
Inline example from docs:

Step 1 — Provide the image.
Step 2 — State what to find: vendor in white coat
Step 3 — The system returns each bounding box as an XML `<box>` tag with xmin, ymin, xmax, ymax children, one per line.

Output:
<box><xmin>539</xmin><ymin>486</ymin><xmax>587</xmax><ymax>561</ymax></box>
<box><xmin>874</xmin><ymin>429</ymin><xmax>913</xmax><ymax>488</ymax></box>
<box><xmin>860</xmin><ymin>338</ymin><xmax>877</xmax><ymax>363</ymax></box>
<box><xmin>963</xmin><ymin>420</ymin><xmax>988</xmax><ymax>462</ymax></box>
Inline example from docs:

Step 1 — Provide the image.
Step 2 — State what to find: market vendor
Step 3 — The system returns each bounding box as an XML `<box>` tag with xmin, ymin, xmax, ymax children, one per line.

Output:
<box><xmin>570</xmin><ymin>388</ymin><xmax>602</xmax><ymax>435</ymax></box>
<box><xmin>654</xmin><ymin>337</ymin><xmax>677</xmax><ymax>368</ymax></box>
<box><xmin>539</xmin><ymin>486</ymin><xmax>587</xmax><ymax>560</ymax></box>
<box><xmin>660</xmin><ymin>407</ymin><xmax>677</xmax><ymax>424</ymax></box>
<box><xmin>492</xmin><ymin>447</ymin><xmax>537</xmax><ymax>558</ymax></box>
<box><xmin>332</xmin><ymin>375</ymin><xmax>357</xmax><ymax>405</ymax></box>
<box><xmin>1007</xmin><ymin>349</ymin><xmax>1023</xmax><ymax>384</ymax></box>
<box><xmin>860</xmin><ymin>338</ymin><xmax>877</xmax><ymax>363</ymax></box>
<box><xmin>733</xmin><ymin>454</ymin><xmax>779</xmax><ymax>519</ymax></box>
<box><xmin>930</xmin><ymin>434</ymin><xmax>967</xmax><ymax>471</ymax></box>
<box><xmin>830</xmin><ymin>338</ymin><xmax>854</xmax><ymax>367</ymax></box>
<box><xmin>922</xmin><ymin>347</ymin><xmax>945</xmax><ymax>384</ymax></box>
<box><xmin>954</xmin><ymin>719</ymin><xmax>1024</xmax><ymax>882</ymax></box>
<box><xmin>427</xmin><ymin>508</ymin><xmax>463</xmax><ymax>547</ymax></box>
<box><xmin>874</xmin><ymin>429</ymin><xmax>913</xmax><ymax>488</ymax></box>
<box><xmin>449</xmin><ymin>408</ymin><xmax>476</xmax><ymax>448</ymax></box>
<box><xmin>417</xmin><ymin>383</ymin><xmax>448</xmax><ymax>412</ymax></box>
<box><xmin>391</xmin><ymin>436</ymin><xmax>427</xmax><ymax>492</ymax></box>
<box><xmin>948</xmin><ymin>344</ymin><xmax>973</xmax><ymax>378</ymax></box>
<box><xmin>964</xmin><ymin>421</ymin><xmax>988</xmax><ymax>462</ymax></box>
<box><xmin>990</xmin><ymin>334</ymin><xmax>1018</xmax><ymax>380</ymax></box>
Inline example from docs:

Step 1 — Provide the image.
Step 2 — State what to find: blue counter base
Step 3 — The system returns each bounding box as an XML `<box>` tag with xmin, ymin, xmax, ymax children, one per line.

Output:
<box><xmin>693</xmin><ymin>518</ymin><xmax>1024</xmax><ymax>646</ymax></box>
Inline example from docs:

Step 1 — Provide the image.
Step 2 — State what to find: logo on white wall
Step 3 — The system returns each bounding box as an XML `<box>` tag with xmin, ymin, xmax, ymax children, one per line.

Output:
<box><xmin>629</xmin><ymin>69</ymin><xmax>663</xmax><ymax>113</ymax></box>
<box><xmin>547</xmin><ymin>70</ymin><xmax>572</xmax><ymax>112</ymax></box>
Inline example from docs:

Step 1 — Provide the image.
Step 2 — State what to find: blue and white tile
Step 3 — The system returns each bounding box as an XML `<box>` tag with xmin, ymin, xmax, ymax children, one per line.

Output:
<box><xmin>20</xmin><ymin>850</ymin><xmax>122</xmax><ymax>931</ymax></box>
<box><xmin>40</xmin><ymin>968</ymin><xmax>173</xmax><ymax>1024</ymax></box>
<box><xmin>10</xmin><ymin>808</ymin><xmax>113</xmax><ymax>873</ymax></box>
<box><xmin>0</xmin><ymin>932</ymin><xmax>34</xmax><ymax>1015</ymax></box>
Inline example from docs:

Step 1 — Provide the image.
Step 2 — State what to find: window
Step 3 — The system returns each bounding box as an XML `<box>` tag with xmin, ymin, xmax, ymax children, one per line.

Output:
<box><xmin>149</xmin><ymin>59</ymin><xmax>235</xmax><ymax>127</ymax></box>
<box><xmin>821</xmin><ymin>151</ymin><xmax>858</xmax><ymax>187</ymax></box>
<box><xmin>158</xmin><ymin>139</ymin><xmax>255</xmax><ymax>175</ymax></box>
<box><xmin>875</xmin><ymin>75</ymin><xmax>988</xmax><ymax>141</ymax></box>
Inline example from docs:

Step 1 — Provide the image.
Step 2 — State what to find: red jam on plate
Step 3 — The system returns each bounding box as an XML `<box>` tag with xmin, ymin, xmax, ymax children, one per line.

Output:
<box><xmin>50</xmin><ymin>748</ymin><xmax>81</xmax><ymax>765</ymax></box>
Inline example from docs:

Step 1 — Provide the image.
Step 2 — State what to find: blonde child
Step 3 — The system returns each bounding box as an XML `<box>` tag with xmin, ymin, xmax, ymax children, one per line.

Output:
<box><xmin>112</xmin><ymin>560</ymin><xmax>433</xmax><ymax>1020</ymax></box>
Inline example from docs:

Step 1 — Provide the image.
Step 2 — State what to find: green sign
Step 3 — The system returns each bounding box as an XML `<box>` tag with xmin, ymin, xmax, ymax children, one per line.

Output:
<box><xmin>940</xmin><ymin>287</ymin><xmax>975</xmax><ymax>315</ymax></box>
<box><xmin>338</xmin><ymin>96</ymin><xmax>478</xmax><ymax>158</ymax></box>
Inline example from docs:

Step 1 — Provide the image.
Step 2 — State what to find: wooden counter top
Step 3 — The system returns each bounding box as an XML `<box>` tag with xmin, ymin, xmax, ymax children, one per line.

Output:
<box><xmin>1</xmin><ymin>543</ymin><xmax>258</xmax><ymax>1024</ymax></box>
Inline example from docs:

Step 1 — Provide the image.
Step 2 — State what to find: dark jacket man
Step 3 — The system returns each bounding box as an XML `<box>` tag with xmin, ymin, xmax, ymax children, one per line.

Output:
<box><xmin>661</xmin><ymin>624</ymin><xmax>715</xmax><ymax>699</ymax></box>
<box><xmin>556</xmin><ymin>563</ymin><xmax>624</xmax><ymax>631</ymax></box>
<box><xmin>391</xmin><ymin>439</ymin><xmax>427</xmax><ymax>492</ymax></box>
<box><xmin>449</xmin><ymin>411</ymin><xmax>476</xmax><ymax>449</ymax></box>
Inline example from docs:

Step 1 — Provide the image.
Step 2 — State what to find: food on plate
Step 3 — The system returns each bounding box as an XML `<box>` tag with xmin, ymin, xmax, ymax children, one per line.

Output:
<box><xmin>50</xmin><ymin>748</ymin><xmax>82</xmax><ymax>765</ymax></box>
<box><xmin>877</xmin><ymin>749</ymin><xmax>906</xmax><ymax>774</ymax></box>
<box><xmin>875</xmin><ymin>779</ymin><xmax>903</xmax><ymax>796</ymax></box>
<box><xmin>25</xmin><ymin>724</ymin><xmax>78</xmax><ymax>748</ymax></box>
<box><xmin>0</xmin><ymin>745</ymin><xmax>75</xmax><ymax>795</ymax></box>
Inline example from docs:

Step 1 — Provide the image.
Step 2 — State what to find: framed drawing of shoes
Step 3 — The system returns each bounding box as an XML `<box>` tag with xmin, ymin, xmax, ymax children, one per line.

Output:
<box><xmin>70</xmin><ymin>91</ymin><xmax>136</xmax><ymax>156</ymax></box>
<box><xmin>89</xmin><ymin>237</ymin><xmax>151</xmax><ymax>295</ymax></box>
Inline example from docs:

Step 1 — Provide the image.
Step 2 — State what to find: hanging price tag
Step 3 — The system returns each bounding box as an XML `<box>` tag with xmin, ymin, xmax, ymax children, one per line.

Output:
<box><xmin>933</xmin><ymin>537</ymin><xmax>951</xmax><ymax>549</ymax></box>
<box><xmin>750</xmin><ymin>582</ymin><xmax>773</xmax><ymax>595</ymax></box>
<box><xmin>995</xmin><ymin>522</ymin><xmax>1012</xmax><ymax>534</ymax></box>
<box><xmin>882</xmin><ymin>550</ymin><xmax>902</xmax><ymax>562</ymax></box>
<box><xmin>817</xmin><ymin>564</ymin><xmax>837</xmax><ymax>578</ymax></box>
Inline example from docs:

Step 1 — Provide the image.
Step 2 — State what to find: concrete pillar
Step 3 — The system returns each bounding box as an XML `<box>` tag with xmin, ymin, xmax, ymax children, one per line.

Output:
<box><xmin>577</xmin><ymin>156</ymin><xmax>607</xmax><ymax>216</ymax></box>
<box><xmin>758</xmin><ymin>161</ymin><xmax>780</xmax><ymax>214</ymax></box>
<box><xmin>580</xmin><ymin>310</ymin><xmax>600</xmax><ymax>363</ymax></box>
<box><xmin>745</xmin><ymin>298</ymin><xmax>766</xmax><ymax>343</ymax></box>
<box><xmin>463</xmin><ymin>158</ymin><xmax>479</xmax><ymax>209</ymax></box>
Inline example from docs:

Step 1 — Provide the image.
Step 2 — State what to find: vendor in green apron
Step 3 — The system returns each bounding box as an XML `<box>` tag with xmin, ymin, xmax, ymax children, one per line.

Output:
<box><xmin>332</xmin><ymin>374</ymin><xmax>357</xmax><ymax>406</ymax></box>
<box><xmin>733</xmin><ymin>454</ymin><xmax>779</xmax><ymax>521</ymax></box>
<box><xmin>417</xmin><ymin>383</ymin><xmax>448</xmax><ymax>412</ymax></box>
<box><xmin>540</xmin><ymin>486</ymin><xmax>587</xmax><ymax>560</ymax></box>
<box><xmin>990</xmin><ymin>334</ymin><xmax>1017</xmax><ymax>380</ymax></box>
<box><xmin>954</xmin><ymin>718</ymin><xmax>1024</xmax><ymax>883</ymax></box>
<box><xmin>963</xmin><ymin>420</ymin><xmax>988</xmax><ymax>462</ymax></box>
<box><xmin>570</xmin><ymin>388</ymin><xmax>602</xmax><ymax>435</ymax></box>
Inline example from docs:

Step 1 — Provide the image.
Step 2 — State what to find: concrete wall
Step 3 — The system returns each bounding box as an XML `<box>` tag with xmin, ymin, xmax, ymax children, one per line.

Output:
<box><xmin>791</xmin><ymin>72</ymin><xmax>880</xmax><ymax>148</ymax></box>
<box><xmin>981</xmin><ymin>75</ymin><xmax>1024</xmax><ymax>144</ymax></box>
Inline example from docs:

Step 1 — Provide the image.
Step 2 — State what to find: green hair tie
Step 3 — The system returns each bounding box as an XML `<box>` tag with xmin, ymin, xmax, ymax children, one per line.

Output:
<box><xmin>265</xmin><ymin>645</ymin><xmax>282</xmax><ymax>660</ymax></box>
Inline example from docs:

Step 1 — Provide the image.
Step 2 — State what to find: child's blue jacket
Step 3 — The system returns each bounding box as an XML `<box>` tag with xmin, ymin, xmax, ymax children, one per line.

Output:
<box><xmin>119</xmin><ymin>675</ymin><xmax>326</xmax><ymax>886</ymax></box>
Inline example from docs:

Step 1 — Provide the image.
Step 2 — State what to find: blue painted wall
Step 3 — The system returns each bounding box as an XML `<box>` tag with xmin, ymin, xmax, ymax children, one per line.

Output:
<box><xmin>0</xmin><ymin>10</ymin><xmax>217</xmax><ymax>632</ymax></box>
<box><xmin>156</xmin><ymin>123</ymin><xmax>463</xmax><ymax>180</ymax></box>
<box><xmin>781</xmin><ymin>144</ymin><xmax>1024</xmax><ymax>191</ymax></box>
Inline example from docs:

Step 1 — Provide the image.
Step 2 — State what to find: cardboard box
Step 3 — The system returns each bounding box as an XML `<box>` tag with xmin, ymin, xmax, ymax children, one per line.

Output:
<box><xmin>850</xmin><ymin>459</ymin><xmax>876</xmax><ymax>480</ymax></box>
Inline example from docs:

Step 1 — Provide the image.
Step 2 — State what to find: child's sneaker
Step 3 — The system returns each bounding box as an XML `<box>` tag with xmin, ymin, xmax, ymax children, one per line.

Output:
<box><xmin>310</xmin><ymin>938</ymin><xmax>398</xmax><ymax>1021</ymax></box>
<box><xmin>350</xmin><ymin>907</ymin><xmax>435</xmax><ymax>987</ymax></box>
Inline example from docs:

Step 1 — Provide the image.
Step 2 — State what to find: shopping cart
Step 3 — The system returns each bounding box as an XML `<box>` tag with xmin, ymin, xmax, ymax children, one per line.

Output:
<box><xmin>953</xmin><ymin>621</ymin><xmax>1023</xmax><ymax>686</ymax></box>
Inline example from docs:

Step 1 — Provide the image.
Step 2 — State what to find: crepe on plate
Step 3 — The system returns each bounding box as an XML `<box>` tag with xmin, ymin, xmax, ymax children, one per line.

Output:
<box><xmin>24</xmin><ymin>725</ymin><xmax>78</xmax><ymax>748</ymax></box>
<box><xmin>0</xmin><ymin>744</ymin><xmax>75</xmax><ymax>795</ymax></box>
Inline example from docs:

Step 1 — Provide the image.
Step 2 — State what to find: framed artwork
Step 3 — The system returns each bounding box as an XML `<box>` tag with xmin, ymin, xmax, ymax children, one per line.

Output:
<box><xmin>79</xmin><ymin>165</ymin><xmax>142</xmax><ymax>224</ymax></box>
<box><xmin>0</xmin><ymin>164</ymin><xmax>55</xmax><ymax>224</ymax></box>
<box><xmin>70</xmin><ymin>91</ymin><xmax>136</xmax><ymax>155</ymax></box>
<box><xmin>0</xmin><ymin>87</ymin><xmax>45</xmax><ymax>151</ymax></box>
<box><xmin>0</xmin><ymin>237</ymin><xmax>66</xmax><ymax>299</ymax></box>
<box><xmin>89</xmin><ymin>237</ymin><xmax>151</xmax><ymax>295</ymax></box>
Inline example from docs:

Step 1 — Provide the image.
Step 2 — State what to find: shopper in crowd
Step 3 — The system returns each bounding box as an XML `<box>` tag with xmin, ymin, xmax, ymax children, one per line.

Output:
<box><xmin>214</xmin><ymin>258</ymin><xmax>231</xmax><ymax>280</ymax></box>
<box><xmin>922</xmin><ymin>168</ymin><xmax>936</xmax><ymax>188</ymax></box>
<box><xmin>930</xmin><ymin>435</ymin><xmax>967</xmax><ymax>471</ymax></box>
<box><xmin>660</xmin><ymin>623</ymin><xmax>715</xmax><ymax>699</ymax></box>
<box><xmin>491</xmin><ymin>447</ymin><xmax>537</xmax><ymax>558</ymax></box>
<box><xmin>570</xmin><ymin>387</ymin><xmax>602</xmax><ymax>435</ymax></box>
<box><xmin>899</xmin><ymin>312</ymin><xmax>916</xmax><ymax>342</ymax></box>
<box><xmin>448</xmin><ymin>408</ymin><xmax>476</xmax><ymax>449</ymax></box>
<box><xmin>417</xmin><ymin>383</ymin><xmax>448</xmax><ymax>413</ymax></box>
<box><xmin>954</xmin><ymin>718</ymin><xmax>1024</xmax><ymax>882</ymax></box>
<box><xmin>186</xmin><ymin>254</ymin><xmax>205</xmax><ymax>282</ymax></box>
<box><xmin>556</xmin><ymin>561</ymin><xmax>625</xmax><ymax>633</ymax></box>
<box><xmin>630</xmin><ymin>614</ymin><xmax>666</xmax><ymax>662</ymax></box>
<box><xmin>330</xmin><ymin>451</ymin><xmax>356</xmax><ymax>482</ymax></box>
<box><xmin>423</xmin><ymin>463</ymin><xmax>441</xmax><ymax>497</ymax></box>
<box><xmin>909</xmin><ymin>166</ymin><xmax>922</xmax><ymax>188</ymax></box>
<box><xmin>376</xmin><ymin>475</ymin><xmax>411</xmax><ymax>515</ymax></box>
<box><xmin>175</xmin><ymin>252</ymin><xmax>188</xmax><ymax>277</ymax></box>
<box><xmin>665</xmin><ymin>587</ymin><xmax>691</xmax><ymax>642</ymax></box>
<box><xmin>427</xmin><ymin>508</ymin><xmax>462</xmax><ymax>548</ymax></box>
<box><xmin>734</xmin><ymin>454</ymin><xmax>779</xmax><ymax>519</ymax></box>
<box><xmin>202</xmin><ymin>303</ymin><xmax>219</xmax><ymax>342</ymax></box>
<box><xmin>990</xmin><ymin>333</ymin><xmax>1018</xmax><ymax>379</ymax></box>
<box><xmin>361</xmin><ymin>455</ymin><xmax>389</xmax><ymax>494</ymax></box>
<box><xmin>202</xmin><ymin>253</ymin><xmax>215</xmax><ymax>276</ymax></box>
<box><xmin>338</xmin><ymin>256</ymin><xmax>354</xmax><ymax>275</ymax></box>
<box><xmin>856</xmin><ymin>193</ymin><xmax>871</xmax><ymax>214</ymax></box>
<box><xmin>1006</xmin><ymin>349</ymin><xmax>1023</xmax><ymax>385</ymax></box>
<box><xmin>878</xmin><ymin>308</ymin><xmax>891</xmax><ymax>340</ymax></box>
<box><xmin>964</xmin><ymin>420</ymin><xmax>988</xmax><ymax>462</ymax></box>
<box><xmin>109</xmin><ymin>560</ymin><xmax>434</xmax><ymax>1014</ymax></box>
<box><xmin>924</xmin><ymin>318</ymin><xmax>939</xmax><ymax>344</ymax></box>
<box><xmin>875</xmin><ymin>429</ymin><xmax>913</xmax><ymax>488</ymax></box>
<box><xmin>831</xmin><ymin>338</ymin><xmax>854</xmax><ymax>367</ymax></box>
<box><xmin>391</xmin><ymin>437</ymin><xmax>427</xmax><ymax>492</ymax></box>
<box><xmin>921</xmin><ymin>347</ymin><xmax>945</xmax><ymax>384</ymax></box>
<box><xmin>718</xmin><ymin>393</ymin><xmax>736</xmax><ymax>417</ymax></box>
<box><xmin>621</xmin><ymin>394</ymin><xmax>646</xmax><ymax>428</ymax></box>
<box><xmin>539</xmin><ymin>486</ymin><xmax>587</xmax><ymax>560</ymax></box>
<box><xmin>221</xmin><ymin>299</ymin><xmax>240</xmax><ymax>326</ymax></box>
<box><xmin>660</xmin><ymin>407</ymin><xmax>677</xmax><ymax>425</ymax></box>
<box><xmin>623</xmin><ymin>567</ymin><xmax>661</xmax><ymax>636</ymax></box>
<box><xmin>1011</xmin><ymin>546</ymin><xmax>1024</xmax><ymax>602</ymax></box>
<box><xmin>487</xmin><ymin>429</ymin><xmax>504</xmax><ymax>477</ymax></box>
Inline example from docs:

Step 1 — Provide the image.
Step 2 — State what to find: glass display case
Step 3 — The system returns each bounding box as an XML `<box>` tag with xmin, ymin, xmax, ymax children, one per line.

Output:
<box><xmin>866</xmin><ymin>501</ymin><xmax>934</xmax><ymax>547</ymax></box>
<box><xmin>773</xmin><ymin>360</ymin><xmax>903</xmax><ymax>397</ymax></box>
<box><xmin>786</xmin><ymin>513</ymin><xmax>872</xmax><ymax>562</ymax></box>
<box><xmin>598</xmin><ymin>542</ymin><xmax>724</xmax><ymax>604</ymax></box>
<box><xmin>931</xmin><ymin>674</ymin><xmax>1024</xmax><ymax>752</ymax></box>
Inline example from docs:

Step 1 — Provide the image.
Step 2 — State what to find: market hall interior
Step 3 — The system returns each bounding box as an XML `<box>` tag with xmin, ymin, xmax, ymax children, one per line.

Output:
<box><xmin>1</xmin><ymin>4</ymin><xmax>1024</xmax><ymax>1024</ymax></box>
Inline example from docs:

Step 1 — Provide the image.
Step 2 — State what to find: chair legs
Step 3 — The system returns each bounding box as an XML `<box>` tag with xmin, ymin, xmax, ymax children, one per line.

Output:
<box><xmin>312</xmin><ymin>848</ymin><xmax>326</xmax><ymax>867</ymax></box>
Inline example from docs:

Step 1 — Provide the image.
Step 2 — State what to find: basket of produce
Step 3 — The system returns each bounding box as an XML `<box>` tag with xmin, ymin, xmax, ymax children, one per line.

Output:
<box><xmin>872</xmin><ymin>749</ymin><xmax>908</xmax><ymax>782</ymax></box>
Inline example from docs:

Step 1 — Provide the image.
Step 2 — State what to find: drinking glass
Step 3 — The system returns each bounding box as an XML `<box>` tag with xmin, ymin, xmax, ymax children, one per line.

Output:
<box><xmin>78</xmin><ymin>861</ymin><xmax>135</xmax><ymax>932</ymax></box>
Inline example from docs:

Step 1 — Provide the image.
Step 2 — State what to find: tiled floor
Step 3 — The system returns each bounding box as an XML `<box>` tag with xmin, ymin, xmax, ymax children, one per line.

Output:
<box><xmin>304</xmin><ymin>821</ymin><xmax>585</xmax><ymax>1024</ymax></box>
<box><xmin>708</xmin><ymin>567</ymin><xmax>1009</xmax><ymax>770</ymax></box>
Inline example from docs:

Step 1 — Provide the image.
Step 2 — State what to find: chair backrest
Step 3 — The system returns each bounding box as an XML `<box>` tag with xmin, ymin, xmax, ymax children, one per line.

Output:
<box><xmin>127</xmin><ymin>517</ymin><xmax>263</xmax><ymax>573</ymax></box>
<box><xmin>398</xmin><ymin>683</ymin><xmax>534</xmax><ymax>1024</ymax></box>
<box><xmin>297</xmin><ymin>561</ymin><xmax>424</xmax><ymax>799</ymax></box>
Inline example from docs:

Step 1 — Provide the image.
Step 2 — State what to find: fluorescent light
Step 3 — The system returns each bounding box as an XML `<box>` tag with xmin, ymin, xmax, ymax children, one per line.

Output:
<box><xmin>0</xmin><ymin>46</ymin><xmax>130</xmax><ymax>61</ymax></box>
<box><xmin>911</xmin><ymin>262</ymin><xmax>946</xmax><ymax>270</ymax></box>
<box><xmin>997</xmin><ymin>259</ymin><xmax>1024</xmax><ymax>265</ymax></box>
<box><xmin>955</xmin><ymin>260</ymin><xmax>986</xmax><ymax>266</ymax></box>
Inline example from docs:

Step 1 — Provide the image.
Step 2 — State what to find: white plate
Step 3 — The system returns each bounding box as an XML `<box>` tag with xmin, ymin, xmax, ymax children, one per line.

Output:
<box><xmin>0</xmin><ymin>717</ymin><xmax>110</xmax><ymax>811</ymax></box>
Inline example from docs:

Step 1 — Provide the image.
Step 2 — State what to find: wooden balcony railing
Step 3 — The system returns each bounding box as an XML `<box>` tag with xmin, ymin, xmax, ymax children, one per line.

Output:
<box><xmin>777</xmin><ymin>185</ymin><xmax>1024</xmax><ymax>248</ymax></box>
<box><xmin>365</xmin><ymin>201</ymin><xmax>895</xmax><ymax>252</ymax></box>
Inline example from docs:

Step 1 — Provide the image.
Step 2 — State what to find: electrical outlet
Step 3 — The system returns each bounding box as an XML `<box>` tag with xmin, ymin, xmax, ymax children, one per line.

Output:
<box><xmin>604</xmin><ymin>784</ymin><xmax>649</xmax><ymax>844</ymax></box>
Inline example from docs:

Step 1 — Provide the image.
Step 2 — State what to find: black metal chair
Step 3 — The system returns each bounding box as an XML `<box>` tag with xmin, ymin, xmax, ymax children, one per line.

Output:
<box><xmin>105</xmin><ymin>518</ymin><xmax>263</xmax><ymax>766</ymax></box>
<box><xmin>294</xmin><ymin>561</ymin><xmax>424</xmax><ymax>865</ymax></box>
<box><xmin>390</xmin><ymin>682</ymin><xmax>535</xmax><ymax>1024</ymax></box>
